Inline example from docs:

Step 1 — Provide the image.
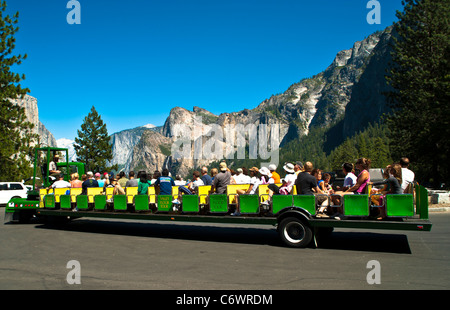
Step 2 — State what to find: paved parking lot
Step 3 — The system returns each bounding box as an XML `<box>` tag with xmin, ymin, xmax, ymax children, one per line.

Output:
<box><xmin>1</xmin><ymin>209</ymin><xmax>449</xmax><ymax>290</ymax></box>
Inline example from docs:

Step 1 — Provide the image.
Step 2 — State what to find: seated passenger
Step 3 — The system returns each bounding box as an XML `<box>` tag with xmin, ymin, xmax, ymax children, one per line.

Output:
<box><xmin>295</xmin><ymin>162</ymin><xmax>324</xmax><ymax>196</ymax></box>
<box><xmin>137</xmin><ymin>171</ymin><xmax>152</xmax><ymax>195</ymax></box>
<box><xmin>232</xmin><ymin>167</ymin><xmax>251</xmax><ymax>184</ymax></box>
<box><xmin>173</xmin><ymin>171</ymin><xmax>204</xmax><ymax>205</ymax></box>
<box><xmin>236</xmin><ymin>167</ymin><xmax>264</xmax><ymax>196</ymax></box>
<box><xmin>151</xmin><ymin>170</ymin><xmax>161</xmax><ymax>184</ymax></box>
<box><xmin>210</xmin><ymin>168</ymin><xmax>218</xmax><ymax>181</ymax></box>
<box><xmin>322</xmin><ymin>173</ymin><xmax>332</xmax><ymax>193</ymax></box>
<box><xmin>259</xmin><ymin>167</ymin><xmax>273</xmax><ymax>185</ymax></box>
<box><xmin>210</xmin><ymin>162</ymin><xmax>231</xmax><ymax>195</ymax></box>
<box><xmin>50</xmin><ymin>174</ymin><xmax>71</xmax><ymax>190</ymax></box>
<box><xmin>174</xmin><ymin>175</ymin><xmax>186</xmax><ymax>186</ymax></box>
<box><xmin>70</xmin><ymin>173</ymin><xmax>83</xmax><ymax>188</ymax></box>
<box><xmin>125</xmin><ymin>171</ymin><xmax>138</xmax><ymax>187</ymax></box>
<box><xmin>200</xmin><ymin>167</ymin><xmax>213</xmax><ymax>186</ymax></box>
<box><xmin>335</xmin><ymin>158</ymin><xmax>371</xmax><ymax>195</ymax></box>
<box><xmin>95</xmin><ymin>172</ymin><xmax>104</xmax><ymax>188</ymax></box>
<box><xmin>48</xmin><ymin>154</ymin><xmax>61</xmax><ymax>178</ymax></box>
<box><xmin>312</xmin><ymin>168</ymin><xmax>331</xmax><ymax>215</ymax></box>
<box><xmin>269</xmin><ymin>164</ymin><xmax>281</xmax><ymax>184</ymax></box>
<box><xmin>267</xmin><ymin>162</ymin><xmax>297</xmax><ymax>198</ymax></box>
<box><xmin>81</xmin><ymin>171</ymin><xmax>99</xmax><ymax>195</ymax></box>
<box><xmin>117</xmin><ymin>171</ymin><xmax>128</xmax><ymax>188</ymax></box>
<box><xmin>330</xmin><ymin>163</ymin><xmax>357</xmax><ymax>214</ymax></box>
<box><xmin>106</xmin><ymin>175</ymin><xmax>125</xmax><ymax>203</ymax></box>
<box><xmin>370</xmin><ymin>165</ymin><xmax>391</xmax><ymax>206</ymax></box>
<box><xmin>343</xmin><ymin>163</ymin><xmax>357</xmax><ymax>190</ymax></box>
<box><xmin>369</xmin><ymin>163</ymin><xmax>403</xmax><ymax>220</ymax></box>
<box><xmin>400</xmin><ymin>157</ymin><xmax>415</xmax><ymax>193</ymax></box>
<box><xmin>155</xmin><ymin>169</ymin><xmax>175</xmax><ymax>196</ymax></box>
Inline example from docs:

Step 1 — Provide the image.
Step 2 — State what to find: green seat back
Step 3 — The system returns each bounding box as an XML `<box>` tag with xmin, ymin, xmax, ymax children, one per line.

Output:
<box><xmin>272</xmin><ymin>195</ymin><xmax>293</xmax><ymax>215</ymax></box>
<box><xmin>344</xmin><ymin>194</ymin><xmax>369</xmax><ymax>217</ymax></box>
<box><xmin>386</xmin><ymin>194</ymin><xmax>414</xmax><ymax>217</ymax></box>
<box><xmin>293</xmin><ymin>195</ymin><xmax>316</xmax><ymax>215</ymax></box>
<box><xmin>239</xmin><ymin>195</ymin><xmax>259</xmax><ymax>215</ymax></box>
<box><xmin>157</xmin><ymin>195</ymin><xmax>173</xmax><ymax>212</ymax></box>
<box><xmin>76</xmin><ymin>195</ymin><xmax>89</xmax><ymax>210</ymax></box>
<box><xmin>182</xmin><ymin>195</ymin><xmax>199</xmax><ymax>213</ymax></box>
<box><xmin>60</xmin><ymin>195</ymin><xmax>72</xmax><ymax>210</ymax></box>
<box><xmin>113</xmin><ymin>195</ymin><xmax>127</xmax><ymax>211</ymax></box>
<box><xmin>134</xmin><ymin>195</ymin><xmax>150</xmax><ymax>212</ymax></box>
<box><xmin>94</xmin><ymin>195</ymin><xmax>107</xmax><ymax>211</ymax></box>
<box><xmin>209</xmin><ymin>194</ymin><xmax>228</xmax><ymax>213</ymax></box>
<box><xmin>44</xmin><ymin>194</ymin><xmax>56</xmax><ymax>209</ymax></box>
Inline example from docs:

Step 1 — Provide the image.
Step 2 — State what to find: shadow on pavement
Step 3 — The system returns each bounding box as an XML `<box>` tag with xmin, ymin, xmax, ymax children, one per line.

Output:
<box><xmin>35</xmin><ymin>217</ymin><xmax>412</xmax><ymax>253</ymax></box>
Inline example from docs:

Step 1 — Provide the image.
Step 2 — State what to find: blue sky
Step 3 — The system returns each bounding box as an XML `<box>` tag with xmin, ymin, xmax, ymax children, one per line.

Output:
<box><xmin>7</xmin><ymin>0</ymin><xmax>404</xmax><ymax>141</ymax></box>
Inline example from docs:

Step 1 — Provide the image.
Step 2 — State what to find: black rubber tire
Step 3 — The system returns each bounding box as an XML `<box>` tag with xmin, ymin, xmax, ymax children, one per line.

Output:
<box><xmin>278</xmin><ymin>217</ymin><xmax>313</xmax><ymax>248</ymax></box>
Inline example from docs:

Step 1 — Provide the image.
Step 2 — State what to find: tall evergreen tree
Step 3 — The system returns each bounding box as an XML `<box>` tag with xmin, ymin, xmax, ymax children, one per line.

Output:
<box><xmin>74</xmin><ymin>106</ymin><xmax>114</xmax><ymax>173</ymax></box>
<box><xmin>386</xmin><ymin>0</ymin><xmax>450</xmax><ymax>186</ymax></box>
<box><xmin>0</xmin><ymin>1</ymin><xmax>37</xmax><ymax>181</ymax></box>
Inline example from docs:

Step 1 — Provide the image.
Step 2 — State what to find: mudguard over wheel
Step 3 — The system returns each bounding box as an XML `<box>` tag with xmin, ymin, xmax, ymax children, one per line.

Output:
<box><xmin>278</xmin><ymin>216</ymin><xmax>313</xmax><ymax>248</ymax></box>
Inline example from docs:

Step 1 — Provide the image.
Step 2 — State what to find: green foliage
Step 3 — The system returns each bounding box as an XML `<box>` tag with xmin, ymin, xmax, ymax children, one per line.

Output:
<box><xmin>74</xmin><ymin>106</ymin><xmax>116</xmax><ymax>173</ymax></box>
<box><xmin>386</xmin><ymin>0</ymin><xmax>450</xmax><ymax>186</ymax></box>
<box><xmin>280</xmin><ymin>122</ymin><xmax>392</xmax><ymax>172</ymax></box>
<box><xmin>328</xmin><ymin>123</ymin><xmax>392</xmax><ymax>170</ymax></box>
<box><xmin>159</xmin><ymin>143</ymin><xmax>172</xmax><ymax>156</ymax></box>
<box><xmin>0</xmin><ymin>1</ymin><xmax>37</xmax><ymax>181</ymax></box>
<box><xmin>280</xmin><ymin>126</ymin><xmax>330</xmax><ymax>171</ymax></box>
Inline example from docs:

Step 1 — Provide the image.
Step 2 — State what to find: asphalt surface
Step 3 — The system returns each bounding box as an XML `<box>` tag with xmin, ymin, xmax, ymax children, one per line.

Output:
<box><xmin>0</xmin><ymin>208</ymin><xmax>449</xmax><ymax>290</ymax></box>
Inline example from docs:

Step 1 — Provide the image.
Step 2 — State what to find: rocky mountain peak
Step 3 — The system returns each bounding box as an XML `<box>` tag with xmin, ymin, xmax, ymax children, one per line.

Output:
<box><xmin>11</xmin><ymin>94</ymin><xmax>57</xmax><ymax>148</ymax></box>
<box><xmin>105</xmin><ymin>26</ymin><xmax>394</xmax><ymax>177</ymax></box>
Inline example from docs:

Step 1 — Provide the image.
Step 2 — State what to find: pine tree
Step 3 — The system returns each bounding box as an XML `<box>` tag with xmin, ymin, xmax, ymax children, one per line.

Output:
<box><xmin>0</xmin><ymin>1</ymin><xmax>37</xmax><ymax>181</ymax></box>
<box><xmin>74</xmin><ymin>106</ymin><xmax>114</xmax><ymax>173</ymax></box>
<box><xmin>386</xmin><ymin>0</ymin><xmax>450</xmax><ymax>186</ymax></box>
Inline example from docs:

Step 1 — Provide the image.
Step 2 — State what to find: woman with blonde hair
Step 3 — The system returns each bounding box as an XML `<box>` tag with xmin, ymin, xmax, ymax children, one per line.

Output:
<box><xmin>70</xmin><ymin>173</ymin><xmax>83</xmax><ymax>188</ymax></box>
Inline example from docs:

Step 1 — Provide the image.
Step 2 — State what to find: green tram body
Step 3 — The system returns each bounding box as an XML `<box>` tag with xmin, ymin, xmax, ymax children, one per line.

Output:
<box><xmin>5</xmin><ymin>182</ymin><xmax>432</xmax><ymax>248</ymax></box>
<box><xmin>4</xmin><ymin>147</ymin><xmax>432</xmax><ymax>248</ymax></box>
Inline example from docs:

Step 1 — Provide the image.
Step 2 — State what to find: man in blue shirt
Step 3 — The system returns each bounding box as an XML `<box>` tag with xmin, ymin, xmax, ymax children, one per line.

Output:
<box><xmin>154</xmin><ymin>169</ymin><xmax>175</xmax><ymax>195</ymax></box>
<box><xmin>82</xmin><ymin>171</ymin><xmax>99</xmax><ymax>195</ymax></box>
<box><xmin>200</xmin><ymin>166</ymin><xmax>213</xmax><ymax>185</ymax></box>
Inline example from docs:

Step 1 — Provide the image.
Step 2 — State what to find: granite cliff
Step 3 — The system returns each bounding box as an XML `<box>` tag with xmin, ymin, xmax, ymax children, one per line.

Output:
<box><xmin>11</xmin><ymin>94</ymin><xmax>57</xmax><ymax>148</ymax></box>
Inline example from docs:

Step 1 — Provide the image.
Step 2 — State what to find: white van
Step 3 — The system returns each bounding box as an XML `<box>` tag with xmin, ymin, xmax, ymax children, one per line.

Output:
<box><xmin>0</xmin><ymin>182</ymin><xmax>29</xmax><ymax>205</ymax></box>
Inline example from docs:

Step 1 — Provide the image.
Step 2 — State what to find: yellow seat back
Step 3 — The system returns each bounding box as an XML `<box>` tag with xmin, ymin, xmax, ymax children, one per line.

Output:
<box><xmin>126</xmin><ymin>187</ymin><xmax>138</xmax><ymax>204</ymax></box>
<box><xmin>87</xmin><ymin>187</ymin><xmax>103</xmax><ymax>203</ymax></box>
<box><xmin>39</xmin><ymin>188</ymin><xmax>50</xmax><ymax>208</ymax></box>
<box><xmin>227</xmin><ymin>184</ymin><xmax>250</xmax><ymax>204</ymax></box>
<box><xmin>172</xmin><ymin>185</ymin><xmax>188</xmax><ymax>200</ymax></box>
<box><xmin>70</xmin><ymin>187</ymin><xmax>82</xmax><ymax>203</ymax></box>
<box><xmin>148</xmin><ymin>186</ymin><xmax>156</xmax><ymax>204</ymax></box>
<box><xmin>54</xmin><ymin>188</ymin><xmax>70</xmax><ymax>203</ymax></box>
<box><xmin>259</xmin><ymin>184</ymin><xmax>270</xmax><ymax>202</ymax></box>
<box><xmin>105</xmin><ymin>187</ymin><xmax>114</xmax><ymax>200</ymax></box>
<box><xmin>198</xmin><ymin>185</ymin><xmax>212</xmax><ymax>205</ymax></box>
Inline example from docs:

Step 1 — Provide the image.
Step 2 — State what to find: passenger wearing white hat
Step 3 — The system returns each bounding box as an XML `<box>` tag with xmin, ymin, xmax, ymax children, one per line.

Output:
<box><xmin>263</xmin><ymin>163</ymin><xmax>298</xmax><ymax>206</ymax></box>
<box><xmin>259</xmin><ymin>167</ymin><xmax>273</xmax><ymax>183</ymax></box>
